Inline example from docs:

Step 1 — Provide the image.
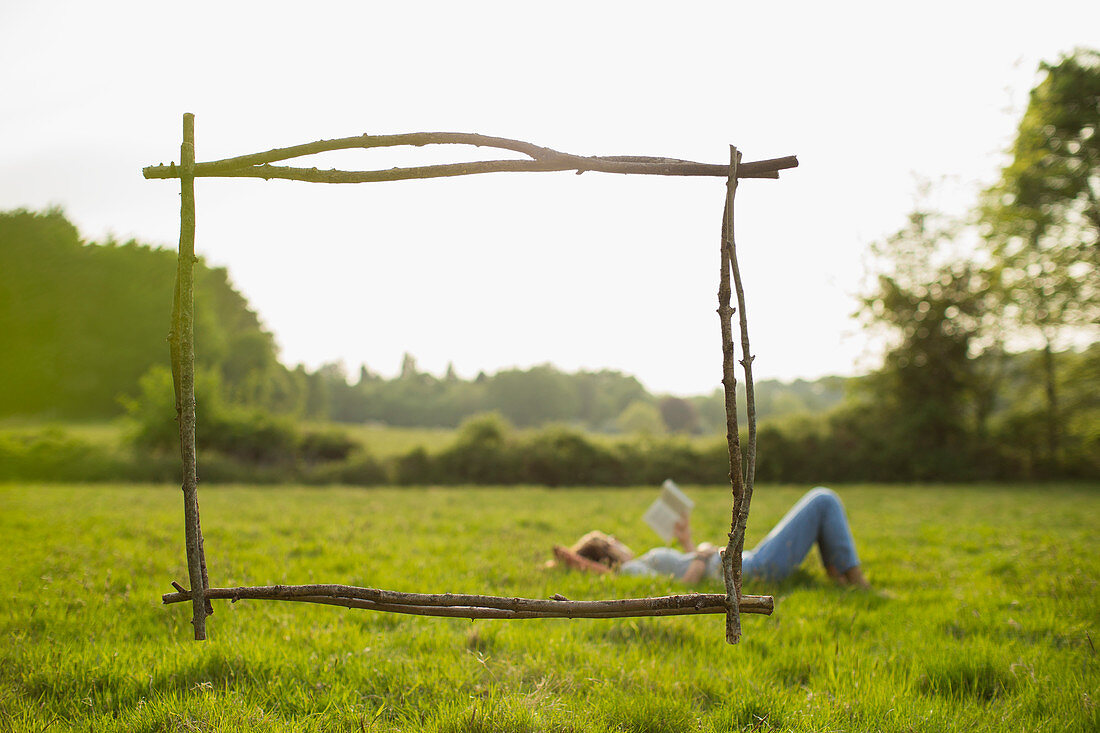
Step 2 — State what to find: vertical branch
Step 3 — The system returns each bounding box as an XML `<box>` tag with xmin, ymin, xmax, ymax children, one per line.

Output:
<box><xmin>169</xmin><ymin>274</ymin><xmax>183</xmax><ymax>424</ymax></box>
<box><xmin>175</xmin><ymin>112</ymin><xmax>208</xmax><ymax>640</ymax></box>
<box><xmin>170</xmin><ymin>257</ymin><xmax>211</xmax><ymax>617</ymax></box>
<box><xmin>727</xmin><ymin>145</ymin><xmax>760</xmax><ymax>580</ymax></box>
<box><xmin>718</xmin><ymin>147</ymin><xmax>745</xmax><ymax>645</ymax></box>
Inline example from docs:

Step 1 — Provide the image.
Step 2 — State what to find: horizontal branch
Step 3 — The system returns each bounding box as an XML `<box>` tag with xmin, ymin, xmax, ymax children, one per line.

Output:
<box><xmin>162</xmin><ymin>583</ymin><xmax>774</xmax><ymax>618</ymax></box>
<box><xmin>190</xmin><ymin>132</ymin><xmax>565</xmax><ymax>172</ymax></box>
<box><xmin>241</xmin><ymin>595</ymin><xmax>749</xmax><ymax>620</ymax></box>
<box><xmin>141</xmin><ymin>130</ymin><xmax>796</xmax><ymax>183</ymax></box>
<box><xmin>143</xmin><ymin>157</ymin><xmax>792</xmax><ymax>183</ymax></box>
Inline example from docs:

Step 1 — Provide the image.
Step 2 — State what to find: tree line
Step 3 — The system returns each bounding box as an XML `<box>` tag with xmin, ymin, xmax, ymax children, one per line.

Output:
<box><xmin>299</xmin><ymin>356</ymin><xmax>847</xmax><ymax>433</ymax></box>
<box><xmin>2</xmin><ymin>198</ymin><xmax>1093</xmax><ymax>483</ymax></box>
<box><xmin>0</xmin><ymin>207</ymin><xmax>845</xmax><ymax>433</ymax></box>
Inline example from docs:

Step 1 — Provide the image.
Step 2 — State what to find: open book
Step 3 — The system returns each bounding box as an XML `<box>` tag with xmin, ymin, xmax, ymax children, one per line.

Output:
<box><xmin>642</xmin><ymin>479</ymin><xmax>694</xmax><ymax>543</ymax></box>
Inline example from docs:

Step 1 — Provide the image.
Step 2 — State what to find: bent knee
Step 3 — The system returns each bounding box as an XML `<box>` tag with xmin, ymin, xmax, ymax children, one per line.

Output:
<box><xmin>806</xmin><ymin>486</ymin><xmax>841</xmax><ymax>506</ymax></box>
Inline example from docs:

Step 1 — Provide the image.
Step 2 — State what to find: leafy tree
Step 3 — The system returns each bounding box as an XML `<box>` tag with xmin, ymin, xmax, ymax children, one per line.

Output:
<box><xmin>484</xmin><ymin>364</ymin><xmax>581</xmax><ymax>427</ymax></box>
<box><xmin>984</xmin><ymin>344</ymin><xmax>1100</xmax><ymax>478</ymax></box>
<box><xmin>986</xmin><ymin>49</ymin><xmax>1100</xmax><ymax>241</ymax></box>
<box><xmin>570</xmin><ymin>369</ymin><xmax>649</xmax><ymax>430</ymax></box>
<box><xmin>658</xmin><ymin>396</ymin><xmax>700</xmax><ymax>434</ymax></box>
<box><xmin>981</xmin><ymin>48</ymin><xmax>1100</xmax><ymax>465</ymax></box>
<box><xmin>0</xmin><ymin>208</ymin><xmax>294</xmax><ymax>418</ymax></box>
<box><xmin>615</xmin><ymin>400</ymin><xmax>665</xmax><ymax>436</ymax></box>
<box><xmin>399</xmin><ymin>352</ymin><xmax>421</xmax><ymax>380</ymax></box>
<box><xmin>857</xmin><ymin>207</ymin><xmax>993</xmax><ymax>479</ymax></box>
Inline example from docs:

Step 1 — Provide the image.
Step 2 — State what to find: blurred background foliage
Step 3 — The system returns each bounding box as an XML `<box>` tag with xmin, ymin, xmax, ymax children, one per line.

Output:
<box><xmin>1</xmin><ymin>50</ymin><xmax>1096</xmax><ymax>485</ymax></box>
<box><xmin>0</xmin><ymin>207</ymin><xmax>296</xmax><ymax>418</ymax></box>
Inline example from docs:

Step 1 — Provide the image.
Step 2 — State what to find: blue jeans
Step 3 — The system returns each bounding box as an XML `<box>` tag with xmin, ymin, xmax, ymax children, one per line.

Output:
<box><xmin>741</xmin><ymin>487</ymin><xmax>860</xmax><ymax>581</ymax></box>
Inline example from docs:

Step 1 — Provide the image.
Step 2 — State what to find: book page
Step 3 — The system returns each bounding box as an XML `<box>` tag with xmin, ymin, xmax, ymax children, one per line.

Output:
<box><xmin>642</xmin><ymin>480</ymin><xmax>694</xmax><ymax>543</ymax></box>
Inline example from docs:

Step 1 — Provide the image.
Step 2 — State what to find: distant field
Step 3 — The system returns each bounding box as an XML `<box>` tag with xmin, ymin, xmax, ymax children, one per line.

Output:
<box><xmin>2</xmin><ymin>482</ymin><xmax>1097</xmax><ymax>731</ymax></box>
<box><xmin>0</xmin><ymin>418</ymin><xmax>729</xmax><ymax>459</ymax></box>
<box><xmin>0</xmin><ymin>418</ymin><xmax>453</xmax><ymax>457</ymax></box>
<box><xmin>329</xmin><ymin>422</ymin><xmax>459</xmax><ymax>457</ymax></box>
<box><xmin>0</xmin><ymin>417</ymin><xmax>128</xmax><ymax>447</ymax></box>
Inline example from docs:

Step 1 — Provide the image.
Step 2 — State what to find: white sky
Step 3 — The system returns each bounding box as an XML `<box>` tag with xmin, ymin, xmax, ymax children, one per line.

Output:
<box><xmin>2</xmin><ymin>1</ymin><xmax>1097</xmax><ymax>395</ymax></box>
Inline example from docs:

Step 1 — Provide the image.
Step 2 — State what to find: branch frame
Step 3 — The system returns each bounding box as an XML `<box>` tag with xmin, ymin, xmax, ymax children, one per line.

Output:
<box><xmin>145</xmin><ymin>115</ymin><xmax>792</xmax><ymax>643</ymax></box>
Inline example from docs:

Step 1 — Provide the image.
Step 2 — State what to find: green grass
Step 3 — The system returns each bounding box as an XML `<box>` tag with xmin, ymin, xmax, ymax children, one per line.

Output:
<box><xmin>330</xmin><ymin>423</ymin><xmax>459</xmax><ymax>458</ymax></box>
<box><xmin>2</xmin><ymin>483</ymin><xmax>1097</xmax><ymax>731</ymax></box>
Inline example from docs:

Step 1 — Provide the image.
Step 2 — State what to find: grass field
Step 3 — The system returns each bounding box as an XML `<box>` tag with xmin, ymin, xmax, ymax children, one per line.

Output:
<box><xmin>2</xmin><ymin>482</ymin><xmax>1097</xmax><ymax>732</ymax></box>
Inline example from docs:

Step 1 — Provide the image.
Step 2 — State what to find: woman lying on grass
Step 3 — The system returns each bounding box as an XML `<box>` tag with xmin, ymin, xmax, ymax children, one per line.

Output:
<box><xmin>553</xmin><ymin>487</ymin><xmax>869</xmax><ymax>588</ymax></box>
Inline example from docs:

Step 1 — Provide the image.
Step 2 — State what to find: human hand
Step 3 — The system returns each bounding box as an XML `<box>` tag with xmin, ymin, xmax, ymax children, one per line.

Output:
<box><xmin>673</xmin><ymin>515</ymin><xmax>694</xmax><ymax>552</ymax></box>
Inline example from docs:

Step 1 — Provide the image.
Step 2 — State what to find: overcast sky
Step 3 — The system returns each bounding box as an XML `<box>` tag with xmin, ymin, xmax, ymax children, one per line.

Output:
<box><xmin>2</xmin><ymin>1</ymin><xmax>1097</xmax><ymax>395</ymax></box>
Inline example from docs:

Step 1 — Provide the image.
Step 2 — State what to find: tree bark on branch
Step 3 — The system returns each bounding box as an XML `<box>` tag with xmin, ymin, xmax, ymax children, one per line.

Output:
<box><xmin>143</xmin><ymin>131</ymin><xmax>796</xmax><ymax>182</ymax></box>
<box><xmin>162</xmin><ymin>583</ymin><xmax>773</xmax><ymax>619</ymax></box>
<box><xmin>718</xmin><ymin>147</ymin><xmax>746</xmax><ymax>644</ymax></box>
<box><xmin>173</xmin><ymin>113</ymin><xmax>209</xmax><ymax>641</ymax></box>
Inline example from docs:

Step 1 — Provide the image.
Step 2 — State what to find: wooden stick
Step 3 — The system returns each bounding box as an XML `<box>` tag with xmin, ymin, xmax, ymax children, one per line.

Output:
<box><xmin>169</xmin><ymin>247</ymin><xmax>212</xmax><ymax>622</ymax></box>
<box><xmin>140</xmin><ymin>130</ymin><xmax>797</xmax><ymax>181</ymax></box>
<box><xmin>723</xmin><ymin>145</ymin><xmax>760</xmax><ymax>645</ymax></box>
<box><xmin>186</xmin><ymin>129</ymin><xmax>793</xmax><ymax>177</ymax></box>
<box><xmin>729</xmin><ymin>149</ymin><xmax>760</xmax><ymax>493</ymax></box>
<box><xmin>175</xmin><ymin>113</ymin><xmax>208</xmax><ymax>641</ymax></box>
<box><xmin>193</xmin><ymin>131</ymin><xmax>561</xmax><ymax>171</ymax></box>
<box><xmin>242</xmin><ymin>596</ymin><xmax>757</xmax><ymax>620</ymax></box>
<box><xmin>161</xmin><ymin>584</ymin><xmax>774</xmax><ymax>617</ymax></box>
<box><xmin>140</xmin><ymin>130</ymin><xmax>795</xmax><ymax>176</ymax></box>
<box><xmin>719</xmin><ymin>147</ymin><xmax>748</xmax><ymax>645</ymax></box>
<box><xmin>143</xmin><ymin>157</ymin><xmax>788</xmax><ymax>183</ymax></box>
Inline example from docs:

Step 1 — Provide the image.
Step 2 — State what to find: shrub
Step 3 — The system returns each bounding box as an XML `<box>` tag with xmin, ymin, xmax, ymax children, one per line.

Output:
<box><xmin>0</xmin><ymin>429</ymin><xmax>170</xmax><ymax>482</ymax></box>
<box><xmin>302</xmin><ymin>449</ymin><xmax>387</xmax><ymax>485</ymax></box>
<box><xmin>124</xmin><ymin>364</ymin><xmax>346</xmax><ymax>468</ymax></box>
<box><xmin>434</xmin><ymin>412</ymin><xmax>522</xmax><ymax>484</ymax></box>
<box><xmin>519</xmin><ymin>424</ymin><xmax>624</xmax><ymax>486</ymax></box>
<box><xmin>393</xmin><ymin>446</ymin><xmax>437</xmax><ymax>485</ymax></box>
<box><xmin>299</xmin><ymin>429</ymin><xmax>358</xmax><ymax>464</ymax></box>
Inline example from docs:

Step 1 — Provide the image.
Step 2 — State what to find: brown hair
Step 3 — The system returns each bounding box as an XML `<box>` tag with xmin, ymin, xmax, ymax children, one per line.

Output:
<box><xmin>570</xmin><ymin>531</ymin><xmax>633</xmax><ymax>568</ymax></box>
